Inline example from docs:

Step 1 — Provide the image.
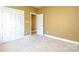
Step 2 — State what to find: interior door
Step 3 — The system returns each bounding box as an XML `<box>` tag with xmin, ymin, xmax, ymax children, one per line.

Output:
<box><xmin>36</xmin><ymin>14</ymin><xmax>44</xmax><ymax>36</ymax></box>
<box><xmin>11</xmin><ymin>8</ymin><xmax>17</xmax><ymax>41</ymax></box>
<box><xmin>15</xmin><ymin>10</ymin><xmax>24</xmax><ymax>39</ymax></box>
<box><xmin>2</xmin><ymin>7</ymin><xmax>24</xmax><ymax>42</ymax></box>
<box><xmin>2</xmin><ymin>7</ymin><xmax>14</xmax><ymax>42</ymax></box>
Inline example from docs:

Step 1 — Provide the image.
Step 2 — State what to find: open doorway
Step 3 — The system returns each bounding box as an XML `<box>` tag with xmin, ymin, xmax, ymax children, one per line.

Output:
<box><xmin>31</xmin><ymin>14</ymin><xmax>36</xmax><ymax>34</ymax></box>
<box><xmin>30</xmin><ymin>12</ymin><xmax>37</xmax><ymax>35</ymax></box>
<box><xmin>30</xmin><ymin>12</ymin><xmax>44</xmax><ymax>36</ymax></box>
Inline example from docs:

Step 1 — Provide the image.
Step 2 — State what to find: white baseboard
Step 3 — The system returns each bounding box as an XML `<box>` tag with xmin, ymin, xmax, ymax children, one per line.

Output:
<box><xmin>44</xmin><ymin>34</ymin><xmax>79</xmax><ymax>45</ymax></box>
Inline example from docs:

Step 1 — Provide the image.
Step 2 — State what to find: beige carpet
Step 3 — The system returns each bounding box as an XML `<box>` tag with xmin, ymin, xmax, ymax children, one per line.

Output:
<box><xmin>0</xmin><ymin>34</ymin><xmax>79</xmax><ymax>52</ymax></box>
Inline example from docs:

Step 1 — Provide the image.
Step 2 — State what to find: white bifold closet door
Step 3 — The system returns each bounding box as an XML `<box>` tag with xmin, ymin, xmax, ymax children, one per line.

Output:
<box><xmin>3</xmin><ymin>7</ymin><xmax>15</xmax><ymax>42</ymax></box>
<box><xmin>2</xmin><ymin>7</ymin><xmax>24</xmax><ymax>42</ymax></box>
<box><xmin>15</xmin><ymin>9</ymin><xmax>24</xmax><ymax>40</ymax></box>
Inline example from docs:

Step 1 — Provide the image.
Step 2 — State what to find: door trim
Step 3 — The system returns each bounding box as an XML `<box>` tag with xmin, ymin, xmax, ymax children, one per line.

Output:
<box><xmin>30</xmin><ymin>12</ymin><xmax>44</xmax><ymax>35</ymax></box>
<box><xmin>30</xmin><ymin>12</ymin><xmax>37</xmax><ymax>35</ymax></box>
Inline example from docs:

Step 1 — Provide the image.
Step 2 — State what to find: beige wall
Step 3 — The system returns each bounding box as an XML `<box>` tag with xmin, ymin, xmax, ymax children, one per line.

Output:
<box><xmin>39</xmin><ymin>6</ymin><xmax>79</xmax><ymax>42</ymax></box>
<box><xmin>7</xmin><ymin>6</ymin><xmax>79</xmax><ymax>42</ymax></box>
<box><xmin>8</xmin><ymin>6</ymin><xmax>38</xmax><ymax>35</ymax></box>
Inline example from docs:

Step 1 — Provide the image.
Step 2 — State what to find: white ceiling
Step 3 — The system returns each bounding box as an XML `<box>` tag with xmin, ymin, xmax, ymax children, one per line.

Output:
<box><xmin>32</xmin><ymin>6</ymin><xmax>44</xmax><ymax>9</ymax></box>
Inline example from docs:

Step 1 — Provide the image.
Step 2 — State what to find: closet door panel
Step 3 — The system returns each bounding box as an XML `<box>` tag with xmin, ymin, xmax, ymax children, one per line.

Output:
<box><xmin>3</xmin><ymin>7</ymin><xmax>14</xmax><ymax>42</ymax></box>
<box><xmin>10</xmin><ymin>9</ymin><xmax>16</xmax><ymax>40</ymax></box>
<box><xmin>18</xmin><ymin>10</ymin><xmax>24</xmax><ymax>39</ymax></box>
<box><xmin>15</xmin><ymin>10</ymin><xmax>24</xmax><ymax>39</ymax></box>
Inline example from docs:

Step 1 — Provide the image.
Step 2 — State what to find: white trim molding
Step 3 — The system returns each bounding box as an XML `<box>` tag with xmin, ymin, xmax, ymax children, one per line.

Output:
<box><xmin>30</xmin><ymin>12</ymin><xmax>37</xmax><ymax>35</ymax></box>
<box><xmin>44</xmin><ymin>34</ymin><xmax>79</xmax><ymax>45</ymax></box>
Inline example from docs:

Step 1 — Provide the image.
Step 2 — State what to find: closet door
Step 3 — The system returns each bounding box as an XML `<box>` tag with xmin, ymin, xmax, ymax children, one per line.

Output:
<box><xmin>15</xmin><ymin>10</ymin><xmax>24</xmax><ymax>39</ymax></box>
<box><xmin>2</xmin><ymin>7</ymin><xmax>24</xmax><ymax>42</ymax></box>
<box><xmin>10</xmin><ymin>8</ymin><xmax>16</xmax><ymax>41</ymax></box>
<box><xmin>0</xmin><ymin>7</ymin><xmax>3</xmax><ymax>42</ymax></box>
<box><xmin>2</xmin><ymin>7</ymin><xmax>15</xmax><ymax>42</ymax></box>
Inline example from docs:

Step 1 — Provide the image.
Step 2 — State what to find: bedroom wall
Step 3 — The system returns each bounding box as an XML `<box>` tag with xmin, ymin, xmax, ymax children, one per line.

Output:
<box><xmin>38</xmin><ymin>6</ymin><xmax>79</xmax><ymax>42</ymax></box>
<box><xmin>7</xmin><ymin>6</ymin><xmax>79</xmax><ymax>42</ymax></box>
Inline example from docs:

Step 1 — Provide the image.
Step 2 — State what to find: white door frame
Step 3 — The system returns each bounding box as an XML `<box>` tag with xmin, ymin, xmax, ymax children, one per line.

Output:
<box><xmin>30</xmin><ymin>12</ymin><xmax>37</xmax><ymax>35</ymax></box>
<box><xmin>30</xmin><ymin>12</ymin><xmax>44</xmax><ymax>35</ymax></box>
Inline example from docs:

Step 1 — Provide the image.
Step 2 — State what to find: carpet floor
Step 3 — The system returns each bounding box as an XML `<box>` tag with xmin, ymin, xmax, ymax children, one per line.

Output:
<box><xmin>0</xmin><ymin>34</ymin><xmax>79</xmax><ymax>52</ymax></box>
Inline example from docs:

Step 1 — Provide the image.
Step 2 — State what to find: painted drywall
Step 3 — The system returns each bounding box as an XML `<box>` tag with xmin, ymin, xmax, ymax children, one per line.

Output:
<box><xmin>6</xmin><ymin>6</ymin><xmax>79</xmax><ymax>42</ymax></box>
<box><xmin>39</xmin><ymin>6</ymin><xmax>79</xmax><ymax>42</ymax></box>
<box><xmin>7</xmin><ymin>6</ymin><xmax>38</xmax><ymax>35</ymax></box>
<box><xmin>31</xmin><ymin>14</ymin><xmax>36</xmax><ymax>32</ymax></box>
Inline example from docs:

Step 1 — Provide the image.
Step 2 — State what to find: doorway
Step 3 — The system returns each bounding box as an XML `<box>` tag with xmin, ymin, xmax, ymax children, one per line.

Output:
<box><xmin>30</xmin><ymin>12</ymin><xmax>44</xmax><ymax>36</ymax></box>
<box><xmin>31</xmin><ymin>14</ymin><xmax>36</xmax><ymax>34</ymax></box>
